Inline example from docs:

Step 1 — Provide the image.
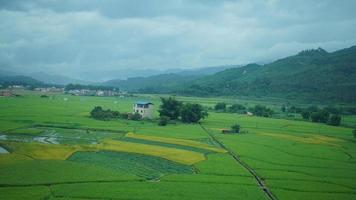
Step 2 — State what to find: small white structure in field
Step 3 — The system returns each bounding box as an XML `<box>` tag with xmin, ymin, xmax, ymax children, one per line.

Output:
<box><xmin>133</xmin><ymin>101</ymin><xmax>154</xmax><ymax>119</ymax></box>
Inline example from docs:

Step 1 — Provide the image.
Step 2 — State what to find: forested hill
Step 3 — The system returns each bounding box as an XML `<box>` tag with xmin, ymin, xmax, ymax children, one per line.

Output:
<box><xmin>104</xmin><ymin>73</ymin><xmax>201</xmax><ymax>93</ymax></box>
<box><xmin>176</xmin><ymin>46</ymin><xmax>356</xmax><ymax>102</ymax></box>
<box><xmin>104</xmin><ymin>45</ymin><xmax>356</xmax><ymax>103</ymax></box>
<box><xmin>0</xmin><ymin>75</ymin><xmax>45</xmax><ymax>87</ymax></box>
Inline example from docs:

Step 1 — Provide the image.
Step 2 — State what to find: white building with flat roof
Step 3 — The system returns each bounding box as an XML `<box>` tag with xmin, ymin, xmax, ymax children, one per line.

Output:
<box><xmin>133</xmin><ymin>101</ymin><xmax>154</xmax><ymax>119</ymax></box>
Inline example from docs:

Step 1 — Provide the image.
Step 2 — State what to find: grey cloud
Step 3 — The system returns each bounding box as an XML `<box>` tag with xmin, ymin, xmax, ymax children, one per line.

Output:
<box><xmin>0</xmin><ymin>0</ymin><xmax>356</xmax><ymax>80</ymax></box>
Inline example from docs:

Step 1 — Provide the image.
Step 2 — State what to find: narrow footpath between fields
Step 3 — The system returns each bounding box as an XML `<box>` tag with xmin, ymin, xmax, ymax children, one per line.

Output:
<box><xmin>199</xmin><ymin>124</ymin><xmax>277</xmax><ymax>200</ymax></box>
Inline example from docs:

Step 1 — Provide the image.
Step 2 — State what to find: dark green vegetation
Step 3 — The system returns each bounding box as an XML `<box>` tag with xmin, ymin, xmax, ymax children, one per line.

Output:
<box><xmin>230</xmin><ymin>124</ymin><xmax>240</xmax><ymax>133</ymax></box>
<box><xmin>65</xmin><ymin>83</ymin><xmax>119</xmax><ymax>91</ymax></box>
<box><xmin>0</xmin><ymin>75</ymin><xmax>46</xmax><ymax>88</ymax></box>
<box><xmin>214</xmin><ymin>102</ymin><xmax>273</xmax><ymax>118</ymax></box>
<box><xmin>90</xmin><ymin>106</ymin><xmax>121</xmax><ymax>120</ymax></box>
<box><xmin>90</xmin><ymin>106</ymin><xmax>142</xmax><ymax>121</ymax></box>
<box><xmin>250</xmin><ymin>105</ymin><xmax>274</xmax><ymax>117</ymax></box>
<box><xmin>104</xmin><ymin>73</ymin><xmax>200</xmax><ymax>93</ymax></box>
<box><xmin>104</xmin><ymin>46</ymin><xmax>356</xmax><ymax>103</ymax></box>
<box><xmin>159</xmin><ymin>97</ymin><xmax>208</xmax><ymax>123</ymax></box>
<box><xmin>159</xmin><ymin>97</ymin><xmax>182</xmax><ymax>120</ymax></box>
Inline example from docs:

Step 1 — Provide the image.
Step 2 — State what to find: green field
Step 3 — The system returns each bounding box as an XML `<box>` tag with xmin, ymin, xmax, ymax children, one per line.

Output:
<box><xmin>0</xmin><ymin>91</ymin><xmax>356</xmax><ymax>200</ymax></box>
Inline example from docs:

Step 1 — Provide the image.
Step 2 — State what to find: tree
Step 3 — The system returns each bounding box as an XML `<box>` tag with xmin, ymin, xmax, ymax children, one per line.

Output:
<box><xmin>90</xmin><ymin>106</ymin><xmax>120</xmax><ymax>120</ymax></box>
<box><xmin>180</xmin><ymin>103</ymin><xmax>208</xmax><ymax>123</ymax></box>
<box><xmin>90</xmin><ymin>106</ymin><xmax>105</xmax><ymax>120</ymax></box>
<box><xmin>353</xmin><ymin>130</ymin><xmax>356</xmax><ymax>138</ymax></box>
<box><xmin>324</xmin><ymin>106</ymin><xmax>341</xmax><ymax>115</ymax></box>
<box><xmin>310</xmin><ymin>109</ymin><xmax>330</xmax><ymax>123</ymax></box>
<box><xmin>307</xmin><ymin>106</ymin><xmax>319</xmax><ymax>113</ymax></box>
<box><xmin>228</xmin><ymin>104</ymin><xmax>246</xmax><ymax>113</ymax></box>
<box><xmin>251</xmin><ymin>105</ymin><xmax>273</xmax><ymax>117</ymax></box>
<box><xmin>231</xmin><ymin>124</ymin><xmax>240</xmax><ymax>133</ymax></box>
<box><xmin>158</xmin><ymin>97</ymin><xmax>182</xmax><ymax>120</ymax></box>
<box><xmin>130</xmin><ymin>112</ymin><xmax>142</xmax><ymax>121</ymax></box>
<box><xmin>311</xmin><ymin>112</ymin><xmax>321</xmax><ymax>122</ymax></box>
<box><xmin>281</xmin><ymin>105</ymin><xmax>286</xmax><ymax>113</ymax></box>
<box><xmin>319</xmin><ymin>109</ymin><xmax>330</xmax><ymax>123</ymax></box>
<box><xmin>301</xmin><ymin>111</ymin><xmax>311</xmax><ymax>120</ymax></box>
<box><xmin>328</xmin><ymin>115</ymin><xmax>341</xmax><ymax>126</ymax></box>
<box><xmin>158</xmin><ymin>116</ymin><xmax>170</xmax><ymax>126</ymax></box>
<box><xmin>214</xmin><ymin>102</ymin><xmax>226</xmax><ymax>111</ymax></box>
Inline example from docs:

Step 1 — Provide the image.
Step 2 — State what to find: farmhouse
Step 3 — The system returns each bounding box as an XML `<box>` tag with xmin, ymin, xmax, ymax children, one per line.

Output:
<box><xmin>133</xmin><ymin>101</ymin><xmax>154</xmax><ymax>119</ymax></box>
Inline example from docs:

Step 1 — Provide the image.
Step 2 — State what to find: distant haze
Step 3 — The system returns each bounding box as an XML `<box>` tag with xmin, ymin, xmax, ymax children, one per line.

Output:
<box><xmin>1</xmin><ymin>0</ymin><xmax>356</xmax><ymax>81</ymax></box>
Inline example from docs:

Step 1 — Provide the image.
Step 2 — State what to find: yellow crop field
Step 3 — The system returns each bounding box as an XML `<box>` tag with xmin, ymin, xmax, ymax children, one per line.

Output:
<box><xmin>97</xmin><ymin>139</ymin><xmax>206</xmax><ymax>165</ymax></box>
<box><xmin>126</xmin><ymin>133</ymin><xmax>226</xmax><ymax>153</ymax></box>
<box><xmin>0</xmin><ymin>142</ymin><xmax>86</xmax><ymax>160</ymax></box>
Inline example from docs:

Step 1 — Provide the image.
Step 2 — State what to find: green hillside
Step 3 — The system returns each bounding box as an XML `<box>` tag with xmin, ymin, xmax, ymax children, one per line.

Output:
<box><xmin>0</xmin><ymin>75</ymin><xmax>45</xmax><ymax>87</ymax></box>
<box><xmin>104</xmin><ymin>73</ymin><xmax>201</xmax><ymax>93</ymax></box>
<box><xmin>102</xmin><ymin>45</ymin><xmax>356</xmax><ymax>103</ymax></box>
<box><xmin>177</xmin><ymin>46</ymin><xmax>356</xmax><ymax>102</ymax></box>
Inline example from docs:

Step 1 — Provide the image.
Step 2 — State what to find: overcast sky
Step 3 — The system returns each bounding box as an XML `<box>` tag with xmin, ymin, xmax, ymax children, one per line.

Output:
<box><xmin>1</xmin><ymin>0</ymin><xmax>356</xmax><ymax>78</ymax></box>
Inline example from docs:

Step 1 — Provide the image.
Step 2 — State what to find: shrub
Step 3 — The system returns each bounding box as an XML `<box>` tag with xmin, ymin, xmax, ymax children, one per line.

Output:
<box><xmin>328</xmin><ymin>115</ymin><xmax>341</xmax><ymax>126</ymax></box>
<box><xmin>250</xmin><ymin>105</ymin><xmax>273</xmax><ymax>117</ymax></box>
<box><xmin>214</xmin><ymin>102</ymin><xmax>226</xmax><ymax>111</ymax></box>
<box><xmin>310</xmin><ymin>110</ymin><xmax>330</xmax><ymax>123</ymax></box>
<box><xmin>158</xmin><ymin>116</ymin><xmax>170</xmax><ymax>126</ymax></box>
<box><xmin>311</xmin><ymin>112</ymin><xmax>320</xmax><ymax>122</ymax></box>
<box><xmin>301</xmin><ymin>111</ymin><xmax>311</xmax><ymax>120</ymax></box>
<box><xmin>281</xmin><ymin>105</ymin><xmax>286</xmax><ymax>112</ymax></box>
<box><xmin>231</xmin><ymin>124</ymin><xmax>240</xmax><ymax>133</ymax></box>
<box><xmin>130</xmin><ymin>112</ymin><xmax>142</xmax><ymax>121</ymax></box>
<box><xmin>228</xmin><ymin>104</ymin><xmax>246</xmax><ymax>113</ymax></box>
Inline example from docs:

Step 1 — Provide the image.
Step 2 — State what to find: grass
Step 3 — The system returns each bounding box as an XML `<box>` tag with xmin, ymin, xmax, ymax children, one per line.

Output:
<box><xmin>51</xmin><ymin>181</ymin><xmax>267</xmax><ymax>200</ymax></box>
<box><xmin>125</xmin><ymin>132</ymin><xmax>226</xmax><ymax>153</ymax></box>
<box><xmin>1</xmin><ymin>91</ymin><xmax>356</xmax><ymax>200</ymax></box>
<box><xmin>195</xmin><ymin>154</ymin><xmax>250</xmax><ymax>176</ymax></box>
<box><xmin>119</xmin><ymin>137</ymin><xmax>214</xmax><ymax>154</ymax></box>
<box><xmin>0</xmin><ymin>186</ymin><xmax>50</xmax><ymax>200</ymax></box>
<box><xmin>0</xmin><ymin>160</ymin><xmax>139</xmax><ymax>185</ymax></box>
<box><xmin>202</xmin><ymin>112</ymin><xmax>356</xmax><ymax>200</ymax></box>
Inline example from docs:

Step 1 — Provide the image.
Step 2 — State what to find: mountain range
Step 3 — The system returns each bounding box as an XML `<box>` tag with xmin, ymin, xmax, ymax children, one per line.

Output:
<box><xmin>104</xmin><ymin>46</ymin><xmax>356</xmax><ymax>103</ymax></box>
<box><xmin>1</xmin><ymin>45</ymin><xmax>355</xmax><ymax>103</ymax></box>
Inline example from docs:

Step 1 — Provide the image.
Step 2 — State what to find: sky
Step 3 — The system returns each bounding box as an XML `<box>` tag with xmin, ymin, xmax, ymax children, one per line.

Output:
<box><xmin>1</xmin><ymin>0</ymin><xmax>356</xmax><ymax>80</ymax></box>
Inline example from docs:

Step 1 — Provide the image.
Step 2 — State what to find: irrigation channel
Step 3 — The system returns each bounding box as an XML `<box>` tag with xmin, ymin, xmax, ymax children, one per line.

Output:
<box><xmin>199</xmin><ymin>124</ymin><xmax>277</xmax><ymax>200</ymax></box>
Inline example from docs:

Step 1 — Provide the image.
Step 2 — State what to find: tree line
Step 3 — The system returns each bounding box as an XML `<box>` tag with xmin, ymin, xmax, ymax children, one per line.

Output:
<box><xmin>65</xmin><ymin>84</ymin><xmax>119</xmax><ymax>91</ymax></box>
<box><xmin>90</xmin><ymin>106</ymin><xmax>141</xmax><ymax>121</ymax></box>
<box><xmin>214</xmin><ymin>102</ymin><xmax>274</xmax><ymax>117</ymax></box>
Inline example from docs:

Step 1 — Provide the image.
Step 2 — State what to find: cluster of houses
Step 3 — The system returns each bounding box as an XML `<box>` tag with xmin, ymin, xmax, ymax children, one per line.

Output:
<box><xmin>65</xmin><ymin>89</ymin><xmax>126</xmax><ymax>97</ymax></box>
<box><xmin>34</xmin><ymin>87</ymin><xmax>64</xmax><ymax>93</ymax></box>
<box><xmin>0</xmin><ymin>90</ymin><xmax>14</xmax><ymax>97</ymax></box>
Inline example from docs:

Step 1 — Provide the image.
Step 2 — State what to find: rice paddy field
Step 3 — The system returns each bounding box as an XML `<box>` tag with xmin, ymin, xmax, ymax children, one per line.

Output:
<box><xmin>0</xmin><ymin>90</ymin><xmax>356</xmax><ymax>200</ymax></box>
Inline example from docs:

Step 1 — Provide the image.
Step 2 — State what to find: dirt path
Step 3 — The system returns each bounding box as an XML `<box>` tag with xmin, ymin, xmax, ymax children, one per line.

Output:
<box><xmin>199</xmin><ymin>124</ymin><xmax>277</xmax><ymax>200</ymax></box>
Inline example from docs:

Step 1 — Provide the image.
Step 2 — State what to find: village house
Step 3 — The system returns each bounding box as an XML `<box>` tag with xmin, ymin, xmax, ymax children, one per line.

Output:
<box><xmin>133</xmin><ymin>101</ymin><xmax>154</xmax><ymax>119</ymax></box>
